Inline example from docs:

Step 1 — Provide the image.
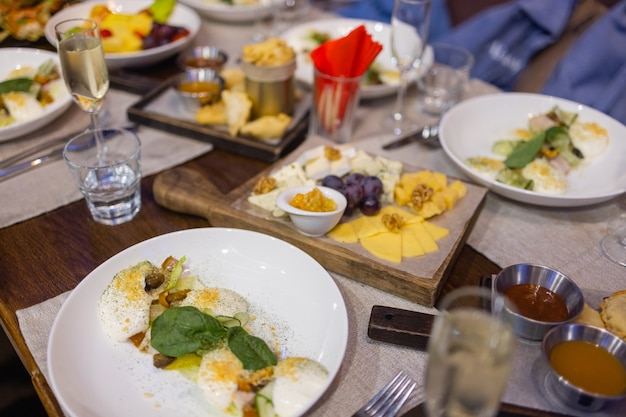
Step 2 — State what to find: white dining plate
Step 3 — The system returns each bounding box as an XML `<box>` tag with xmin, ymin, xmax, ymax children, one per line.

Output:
<box><xmin>179</xmin><ymin>0</ymin><xmax>272</xmax><ymax>22</ymax></box>
<box><xmin>48</xmin><ymin>228</ymin><xmax>348</xmax><ymax>417</ymax></box>
<box><xmin>280</xmin><ymin>18</ymin><xmax>433</xmax><ymax>100</ymax></box>
<box><xmin>439</xmin><ymin>93</ymin><xmax>626</xmax><ymax>207</ymax></box>
<box><xmin>45</xmin><ymin>0</ymin><xmax>201</xmax><ymax>70</ymax></box>
<box><xmin>0</xmin><ymin>48</ymin><xmax>71</xmax><ymax>142</ymax></box>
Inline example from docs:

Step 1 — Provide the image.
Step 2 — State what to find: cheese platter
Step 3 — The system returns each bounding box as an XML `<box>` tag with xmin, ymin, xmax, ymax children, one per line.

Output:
<box><xmin>153</xmin><ymin>136</ymin><xmax>488</xmax><ymax>306</ymax></box>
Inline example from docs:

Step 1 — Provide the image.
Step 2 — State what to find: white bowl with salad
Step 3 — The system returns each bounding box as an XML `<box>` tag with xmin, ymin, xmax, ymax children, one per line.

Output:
<box><xmin>439</xmin><ymin>92</ymin><xmax>626</xmax><ymax>207</ymax></box>
<box><xmin>0</xmin><ymin>48</ymin><xmax>72</xmax><ymax>142</ymax></box>
<box><xmin>44</xmin><ymin>0</ymin><xmax>201</xmax><ymax>70</ymax></box>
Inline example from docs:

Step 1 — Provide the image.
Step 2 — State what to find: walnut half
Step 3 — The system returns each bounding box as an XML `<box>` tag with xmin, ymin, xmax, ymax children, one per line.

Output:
<box><xmin>382</xmin><ymin>213</ymin><xmax>405</xmax><ymax>233</ymax></box>
<box><xmin>253</xmin><ymin>176</ymin><xmax>277</xmax><ymax>195</ymax></box>
<box><xmin>411</xmin><ymin>184</ymin><xmax>433</xmax><ymax>209</ymax></box>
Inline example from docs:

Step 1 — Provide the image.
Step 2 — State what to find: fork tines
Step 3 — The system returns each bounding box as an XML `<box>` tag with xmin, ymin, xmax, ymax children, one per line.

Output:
<box><xmin>357</xmin><ymin>371</ymin><xmax>417</xmax><ymax>417</ymax></box>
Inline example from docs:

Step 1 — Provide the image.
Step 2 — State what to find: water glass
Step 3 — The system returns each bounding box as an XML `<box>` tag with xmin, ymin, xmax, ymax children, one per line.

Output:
<box><xmin>417</xmin><ymin>43</ymin><xmax>474</xmax><ymax>117</ymax></box>
<box><xmin>309</xmin><ymin>67</ymin><xmax>362</xmax><ymax>144</ymax></box>
<box><xmin>425</xmin><ymin>286</ymin><xmax>517</xmax><ymax>417</ymax></box>
<box><xmin>63</xmin><ymin>128</ymin><xmax>142</xmax><ymax>226</ymax></box>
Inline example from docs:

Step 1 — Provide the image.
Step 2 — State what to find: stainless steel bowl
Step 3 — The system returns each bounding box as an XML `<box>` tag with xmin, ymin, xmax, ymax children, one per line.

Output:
<box><xmin>542</xmin><ymin>323</ymin><xmax>626</xmax><ymax>411</ymax></box>
<box><xmin>177</xmin><ymin>46</ymin><xmax>228</xmax><ymax>72</ymax></box>
<box><xmin>493</xmin><ymin>263</ymin><xmax>584</xmax><ymax>340</ymax></box>
<box><xmin>174</xmin><ymin>68</ymin><xmax>224</xmax><ymax>113</ymax></box>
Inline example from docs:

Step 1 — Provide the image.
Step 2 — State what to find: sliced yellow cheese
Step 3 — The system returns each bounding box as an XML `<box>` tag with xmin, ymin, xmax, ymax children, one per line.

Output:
<box><xmin>425</xmin><ymin>171</ymin><xmax>447</xmax><ymax>192</ymax></box>
<box><xmin>401</xmin><ymin>229</ymin><xmax>425</xmax><ymax>257</ymax></box>
<box><xmin>361</xmin><ymin>232</ymin><xmax>402</xmax><ymax>263</ymax></box>
<box><xmin>417</xmin><ymin>201</ymin><xmax>443</xmax><ymax>219</ymax></box>
<box><xmin>449</xmin><ymin>180</ymin><xmax>467</xmax><ymax>198</ymax></box>
<box><xmin>352</xmin><ymin>216</ymin><xmax>387</xmax><ymax>239</ymax></box>
<box><xmin>405</xmin><ymin>222</ymin><xmax>438</xmax><ymax>253</ymax></box>
<box><xmin>327</xmin><ymin>222</ymin><xmax>358</xmax><ymax>243</ymax></box>
<box><xmin>422</xmin><ymin>221</ymin><xmax>449</xmax><ymax>240</ymax></box>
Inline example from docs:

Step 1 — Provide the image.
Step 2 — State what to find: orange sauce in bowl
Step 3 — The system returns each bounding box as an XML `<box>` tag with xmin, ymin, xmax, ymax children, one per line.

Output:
<box><xmin>178</xmin><ymin>81</ymin><xmax>221</xmax><ymax>95</ymax></box>
<box><xmin>505</xmin><ymin>284</ymin><xmax>568</xmax><ymax>322</ymax></box>
<box><xmin>550</xmin><ymin>340</ymin><xmax>626</xmax><ymax>396</ymax></box>
<box><xmin>290</xmin><ymin>188</ymin><xmax>337</xmax><ymax>212</ymax></box>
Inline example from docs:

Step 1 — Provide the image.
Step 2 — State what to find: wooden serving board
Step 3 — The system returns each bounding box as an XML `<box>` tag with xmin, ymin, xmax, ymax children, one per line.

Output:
<box><xmin>153</xmin><ymin>138</ymin><xmax>488</xmax><ymax>306</ymax></box>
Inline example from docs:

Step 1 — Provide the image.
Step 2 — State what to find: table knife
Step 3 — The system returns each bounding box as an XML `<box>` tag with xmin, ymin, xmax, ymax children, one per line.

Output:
<box><xmin>0</xmin><ymin>125</ymin><xmax>139</xmax><ymax>183</ymax></box>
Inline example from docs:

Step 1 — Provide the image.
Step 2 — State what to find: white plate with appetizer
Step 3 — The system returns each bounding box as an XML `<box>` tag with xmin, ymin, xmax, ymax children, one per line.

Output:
<box><xmin>44</xmin><ymin>0</ymin><xmax>201</xmax><ymax>70</ymax></box>
<box><xmin>0</xmin><ymin>48</ymin><xmax>71</xmax><ymax>142</ymax></box>
<box><xmin>439</xmin><ymin>92</ymin><xmax>626</xmax><ymax>207</ymax></box>
<box><xmin>179</xmin><ymin>0</ymin><xmax>272</xmax><ymax>22</ymax></box>
<box><xmin>48</xmin><ymin>228</ymin><xmax>348</xmax><ymax>417</ymax></box>
<box><xmin>280</xmin><ymin>18</ymin><xmax>434</xmax><ymax>100</ymax></box>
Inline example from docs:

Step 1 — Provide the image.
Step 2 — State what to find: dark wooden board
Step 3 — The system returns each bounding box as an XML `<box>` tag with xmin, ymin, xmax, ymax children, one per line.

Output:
<box><xmin>152</xmin><ymin>139</ymin><xmax>489</xmax><ymax>306</ymax></box>
<box><xmin>127</xmin><ymin>78</ymin><xmax>310</xmax><ymax>162</ymax></box>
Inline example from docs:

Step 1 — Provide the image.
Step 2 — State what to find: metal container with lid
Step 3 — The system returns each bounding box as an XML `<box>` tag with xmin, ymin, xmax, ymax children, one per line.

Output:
<box><xmin>241</xmin><ymin>58</ymin><xmax>296</xmax><ymax>119</ymax></box>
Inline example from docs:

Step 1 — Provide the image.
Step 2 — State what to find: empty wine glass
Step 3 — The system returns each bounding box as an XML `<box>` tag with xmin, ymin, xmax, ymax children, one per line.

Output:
<box><xmin>55</xmin><ymin>19</ymin><xmax>109</xmax><ymax>154</ymax></box>
<box><xmin>386</xmin><ymin>0</ymin><xmax>432</xmax><ymax>135</ymax></box>
<box><xmin>601</xmin><ymin>214</ymin><xmax>626</xmax><ymax>266</ymax></box>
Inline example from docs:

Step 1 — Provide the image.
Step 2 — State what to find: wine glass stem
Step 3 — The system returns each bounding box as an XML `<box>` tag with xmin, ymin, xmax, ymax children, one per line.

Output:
<box><xmin>90</xmin><ymin>111</ymin><xmax>105</xmax><ymax>160</ymax></box>
<box><xmin>392</xmin><ymin>69</ymin><xmax>412</xmax><ymax>124</ymax></box>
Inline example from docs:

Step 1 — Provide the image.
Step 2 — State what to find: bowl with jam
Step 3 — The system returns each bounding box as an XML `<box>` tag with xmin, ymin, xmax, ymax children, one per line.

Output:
<box><xmin>276</xmin><ymin>185</ymin><xmax>347</xmax><ymax>237</ymax></box>
<box><xmin>542</xmin><ymin>323</ymin><xmax>626</xmax><ymax>411</ymax></box>
<box><xmin>493</xmin><ymin>263</ymin><xmax>584</xmax><ymax>340</ymax></box>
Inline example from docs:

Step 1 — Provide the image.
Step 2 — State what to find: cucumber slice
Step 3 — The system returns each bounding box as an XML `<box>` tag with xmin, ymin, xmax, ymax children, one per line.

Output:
<box><xmin>552</xmin><ymin>106</ymin><xmax>578</xmax><ymax>126</ymax></box>
<box><xmin>496</xmin><ymin>168</ymin><xmax>533</xmax><ymax>190</ymax></box>
<box><xmin>492</xmin><ymin>140</ymin><xmax>523</xmax><ymax>156</ymax></box>
<box><xmin>255</xmin><ymin>381</ymin><xmax>276</xmax><ymax>417</ymax></box>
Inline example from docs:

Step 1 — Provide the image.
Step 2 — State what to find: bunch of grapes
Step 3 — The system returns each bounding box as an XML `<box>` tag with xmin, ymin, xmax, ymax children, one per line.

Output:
<box><xmin>322</xmin><ymin>173</ymin><xmax>384</xmax><ymax>216</ymax></box>
<box><xmin>142</xmin><ymin>23</ymin><xmax>190</xmax><ymax>50</ymax></box>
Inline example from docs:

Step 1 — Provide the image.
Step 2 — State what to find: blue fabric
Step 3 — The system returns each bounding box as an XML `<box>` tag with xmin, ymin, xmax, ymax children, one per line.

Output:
<box><xmin>439</xmin><ymin>0</ymin><xmax>578</xmax><ymax>90</ymax></box>
<box><xmin>541</xmin><ymin>1</ymin><xmax>626</xmax><ymax>125</ymax></box>
<box><xmin>334</xmin><ymin>0</ymin><xmax>452</xmax><ymax>41</ymax></box>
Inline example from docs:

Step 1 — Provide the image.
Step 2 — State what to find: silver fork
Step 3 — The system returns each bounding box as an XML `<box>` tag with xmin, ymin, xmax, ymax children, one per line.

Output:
<box><xmin>352</xmin><ymin>371</ymin><xmax>418</xmax><ymax>417</ymax></box>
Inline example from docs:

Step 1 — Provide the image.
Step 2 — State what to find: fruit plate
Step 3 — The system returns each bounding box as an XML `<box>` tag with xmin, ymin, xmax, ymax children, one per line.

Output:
<box><xmin>0</xmin><ymin>48</ymin><xmax>72</xmax><ymax>142</ymax></box>
<box><xmin>439</xmin><ymin>93</ymin><xmax>626</xmax><ymax>207</ymax></box>
<box><xmin>152</xmin><ymin>136</ymin><xmax>489</xmax><ymax>306</ymax></box>
<box><xmin>48</xmin><ymin>228</ymin><xmax>348</xmax><ymax>417</ymax></box>
<box><xmin>44</xmin><ymin>0</ymin><xmax>201</xmax><ymax>70</ymax></box>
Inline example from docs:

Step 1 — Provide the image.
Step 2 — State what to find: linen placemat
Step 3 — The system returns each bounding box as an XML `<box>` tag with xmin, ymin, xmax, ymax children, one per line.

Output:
<box><xmin>0</xmin><ymin>89</ymin><xmax>213</xmax><ymax>229</ymax></box>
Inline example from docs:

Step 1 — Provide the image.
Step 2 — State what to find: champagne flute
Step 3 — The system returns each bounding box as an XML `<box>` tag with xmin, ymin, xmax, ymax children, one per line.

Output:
<box><xmin>386</xmin><ymin>0</ymin><xmax>432</xmax><ymax>135</ymax></box>
<box><xmin>55</xmin><ymin>19</ymin><xmax>109</xmax><ymax>156</ymax></box>
<box><xmin>424</xmin><ymin>287</ymin><xmax>518</xmax><ymax>417</ymax></box>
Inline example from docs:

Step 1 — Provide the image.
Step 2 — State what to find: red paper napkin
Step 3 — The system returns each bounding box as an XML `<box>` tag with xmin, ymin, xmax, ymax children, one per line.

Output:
<box><xmin>310</xmin><ymin>25</ymin><xmax>383</xmax><ymax>77</ymax></box>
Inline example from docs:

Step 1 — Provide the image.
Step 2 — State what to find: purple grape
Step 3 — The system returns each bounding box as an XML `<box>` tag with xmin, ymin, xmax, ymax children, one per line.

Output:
<box><xmin>344</xmin><ymin>182</ymin><xmax>364</xmax><ymax>207</ymax></box>
<box><xmin>360</xmin><ymin>196</ymin><xmax>382</xmax><ymax>216</ymax></box>
<box><xmin>142</xmin><ymin>34</ymin><xmax>158</xmax><ymax>50</ymax></box>
<box><xmin>321</xmin><ymin>175</ymin><xmax>345</xmax><ymax>191</ymax></box>
<box><xmin>345</xmin><ymin>172</ymin><xmax>365</xmax><ymax>187</ymax></box>
<box><xmin>362</xmin><ymin>176</ymin><xmax>383</xmax><ymax>198</ymax></box>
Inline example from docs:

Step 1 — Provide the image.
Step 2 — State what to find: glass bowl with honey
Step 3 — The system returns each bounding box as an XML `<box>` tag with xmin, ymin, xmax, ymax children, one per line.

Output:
<box><xmin>542</xmin><ymin>323</ymin><xmax>626</xmax><ymax>411</ymax></box>
<box><xmin>276</xmin><ymin>185</ymin><xmax>347</xmax><ymax>237</ymax></box>
<box><xmin>493</xmin><ymin>263</ymin><xmax>584</xmax><ymax>341</ymax></box>
<box><xmin>174</xmin><ymin>68</ymin><xmax>225</xmax><ymax>113</ymax></box>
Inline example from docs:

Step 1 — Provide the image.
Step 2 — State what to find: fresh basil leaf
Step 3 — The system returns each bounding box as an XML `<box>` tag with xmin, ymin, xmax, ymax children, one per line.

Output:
<box><xmin>228</xmin><ymin>326</ymin><xmax>277</xmax><ymax>371</ymax></box>
<box><xmin>151</xmin><ymin>306</ymin><xmax>227</xmax><ymax>357</ymax></box>
<box><xmin>0</xmin><ymin>78</ymin><xmax>33</xmax><ymax>94</ymax></box>
<box><xmin>504</xmin><ymin>130</ymin><xmax>546</xmax><ymax>169</ymax></box>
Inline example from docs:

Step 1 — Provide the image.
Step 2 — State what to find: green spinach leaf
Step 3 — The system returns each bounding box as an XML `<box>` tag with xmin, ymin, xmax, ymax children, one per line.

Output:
<box><xmin>504</xmin><ymin>130</ymin><xmax>546</xmax><ymax>169</ymax></box>
<box><xmin>0</xmin><ymin>78</ymin><xmax>33</xmax><ymax>94</ymax></box>
<box><xmin>228</xmin><ymin>326</ymin><xmax>277</xmax><ymax>371</ymax></box>
<box><xmin>151</xmin><ymin>306</ymin><xmax>227</xmax><ymax>357</ymax></box>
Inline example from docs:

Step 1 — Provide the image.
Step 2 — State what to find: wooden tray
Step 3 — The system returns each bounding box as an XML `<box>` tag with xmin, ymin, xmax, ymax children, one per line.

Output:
<box><xmin>127</xmin><ymin>77</ymin><xmax>310</xmax><ymax>162</ymax></box>
<box><xmin>152</xmin><ymin>137</ymin><xmax>488</xmax><ymax>306</ymax></box>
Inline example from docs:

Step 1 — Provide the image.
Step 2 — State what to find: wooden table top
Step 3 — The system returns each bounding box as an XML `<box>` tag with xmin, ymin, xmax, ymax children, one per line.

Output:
<box><xmin>0</xmin><ymin>144</ymin><xmax>501</xmax><ymax>416</ymax></box>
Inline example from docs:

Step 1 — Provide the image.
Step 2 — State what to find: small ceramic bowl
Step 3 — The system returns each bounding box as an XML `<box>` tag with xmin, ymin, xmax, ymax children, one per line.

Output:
<box><xmin>493</xmin><ymin>263</ymin><xmax>584</xmax><ymax>340</ymax></box>
<box><xmin>174</xmin><ymin>68</ymin><xmax>225</xmax><ymax>113</ymax></box>
<box><xmin>177</xmin><ymin>45</ymin><xmax>228</xmax><ymax>72</ymax></box>
<box><xmin>542</xmin><ymin>323</ymin><xmax>626</xmax><ymax>411</ymax></box>
<box><xmin>276</xmin><ymin>186</ymin><xmax>347</xmax><ymax>237</ymax></box>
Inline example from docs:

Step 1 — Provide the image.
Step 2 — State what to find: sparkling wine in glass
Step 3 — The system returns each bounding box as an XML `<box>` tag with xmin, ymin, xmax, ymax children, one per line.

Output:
<box><xmin>386</xmin><ymin>0</ymin><xmax>432</xmax><ymax>135</ymax></box>
<box><xmin>55</xmin><ymin>19</ymin><xmax>109</xmax><ymax>153</ymax></box>
<box><xmin>601</xmin><ymin>224</ymin><xmax>626</xmax><ymax>266</ymax></box>
<box><xmin>425</xmin><ymin>287</ymin><xmax>517</xmax><ymax>417</ymax></box>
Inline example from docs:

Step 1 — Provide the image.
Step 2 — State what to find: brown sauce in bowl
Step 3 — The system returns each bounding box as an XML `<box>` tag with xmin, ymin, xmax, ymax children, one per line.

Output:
<box><xmin>184</xmin><ymin>57</ymin><xmax>224</xmax><ymax>69</ymax></box>
<box><xmin>505</xmin><ymin>284</ymin><xmax>568</xmax><ymax>322</ymax></box>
